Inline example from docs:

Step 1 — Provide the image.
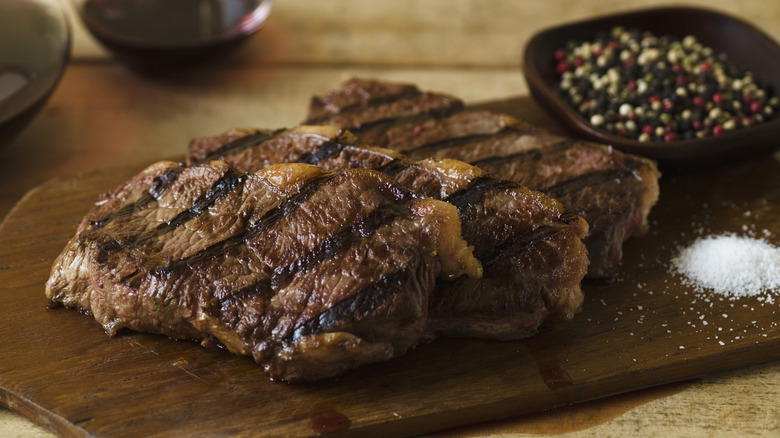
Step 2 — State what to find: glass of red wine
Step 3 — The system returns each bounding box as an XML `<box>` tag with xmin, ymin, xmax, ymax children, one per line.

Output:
<box><xmin>69</xmin><ymin>0</ymin><xmax>273</xmax><ymax>67</ymax></box>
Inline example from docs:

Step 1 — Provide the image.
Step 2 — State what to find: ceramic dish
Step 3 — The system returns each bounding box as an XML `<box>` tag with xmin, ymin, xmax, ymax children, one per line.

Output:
<box><xmin>0</xmin><ymin>0</ymin><xmax>70</xmax><ymax>146</ymax></box>
<box><xmin>522</xmin><ymin>6</ymin><xmax>780</xmax><ymax>167</ymax></box>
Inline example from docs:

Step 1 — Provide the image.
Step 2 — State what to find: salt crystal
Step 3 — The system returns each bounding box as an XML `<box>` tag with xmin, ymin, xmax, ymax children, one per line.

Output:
<box><xmin>671</xmin><ymin>234</ymin><xmax>780</xmax><ymax>299</ymax></box>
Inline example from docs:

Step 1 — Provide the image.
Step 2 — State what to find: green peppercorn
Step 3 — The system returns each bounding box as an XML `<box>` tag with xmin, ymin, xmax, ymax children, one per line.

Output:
<box><xmin>554</xmin><ymin>25</ymin><xmax>780</xmax><ymax>142</ymax></box>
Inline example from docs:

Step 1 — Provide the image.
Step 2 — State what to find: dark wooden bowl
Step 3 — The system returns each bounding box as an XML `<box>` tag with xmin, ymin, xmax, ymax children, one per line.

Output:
<box><xmin>522</xmin><ymin>6</ymin><xmax>780</xmax><ymax>168</ymax></box>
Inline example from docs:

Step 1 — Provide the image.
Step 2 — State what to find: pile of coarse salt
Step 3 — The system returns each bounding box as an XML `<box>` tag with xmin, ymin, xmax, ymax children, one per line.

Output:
<box><xmin>672</xmin><ymin>233</ymin><xmax>780</xmax><ymax>302</ymax></box>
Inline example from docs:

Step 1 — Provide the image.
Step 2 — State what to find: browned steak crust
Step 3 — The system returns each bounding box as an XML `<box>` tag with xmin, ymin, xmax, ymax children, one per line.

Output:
<box><xmin>187</xmin><ymin>126</ymin><xmax>589</xmax><ymax>339</ymax></box>
<box><xmin>46</xmin><ymin>160</ymin><xmax>479</xmax><ymax>381</ymax></box>
<box><xmin>302</xmin><ymin>78</ymin><xmax>661</xmax><ymax>278</ymax></box>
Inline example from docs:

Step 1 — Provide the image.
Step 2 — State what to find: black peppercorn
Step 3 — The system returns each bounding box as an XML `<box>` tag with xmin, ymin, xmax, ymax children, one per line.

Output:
<box><xmin>554</xmin><ymin>26</ymin><xmax>780</xmax><ymax>142</ymax></box>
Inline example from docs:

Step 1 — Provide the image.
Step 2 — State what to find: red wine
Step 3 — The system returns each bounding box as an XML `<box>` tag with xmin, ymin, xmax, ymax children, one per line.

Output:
<box><xmin>74</xmin><ymin>0</ymin><xmax>272</xmax><ymax>66</ymax></box>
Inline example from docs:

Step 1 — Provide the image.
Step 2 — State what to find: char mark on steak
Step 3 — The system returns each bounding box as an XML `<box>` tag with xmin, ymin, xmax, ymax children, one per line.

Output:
<box><xmin>46</xmin><ymin>160</ymin><xmax>481</xmax><ymax>381</ymax></box>
<box><xmin>306</xmin><ymin>77</ymin><xmax>464</xmax><ymax>129</ymax></box>
<box><xmin>187</xmin><ymin>126</ymin><xmax>589</xmax><ymax>339</ymax></box>
<box><xmin>302</xmin><ymin>77</ymin><xmax>661</xmax><ymax>278</ymax></box>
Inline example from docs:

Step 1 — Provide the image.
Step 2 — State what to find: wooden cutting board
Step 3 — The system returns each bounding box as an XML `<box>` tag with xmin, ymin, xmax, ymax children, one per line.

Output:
<box><xmin>1</xmin><ymin>98</ymin><xmax>779</xmax><ymax>437</ymax></box>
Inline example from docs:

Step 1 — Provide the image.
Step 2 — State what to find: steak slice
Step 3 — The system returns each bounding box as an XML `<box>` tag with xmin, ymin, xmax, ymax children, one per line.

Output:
<box><xmin>187</xmin><ymin>126</ymin><xmax>589</xmax><ymax>339</ymax></box>
<box><xmin>303</xmin><ymin>77</ymin><xmax>662</xmax><ymax>278</ymax></box>
<box><xmin>46</xmin><ymin>160</ymin><xmax>481</xmax><ymax>381</ymax></box>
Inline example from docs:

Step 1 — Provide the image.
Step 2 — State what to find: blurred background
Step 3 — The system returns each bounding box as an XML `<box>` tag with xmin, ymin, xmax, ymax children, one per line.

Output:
<box><xmin>2</xmin><ymin>0</ymin><xmax>780</xmax><ymax>436</ymax></box>
<box><xmin>3</xmin><ymin>1</ymin><xmax>780</xmax><ymax>213</ymax></box>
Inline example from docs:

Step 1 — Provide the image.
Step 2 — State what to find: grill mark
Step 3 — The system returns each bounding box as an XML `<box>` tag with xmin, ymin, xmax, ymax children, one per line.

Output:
<box><xmin>137</xmin><ymin>168</ymin><xmax>246</xmax><ymax>246</ymax></box>
<box><xmin>406</xmin><ymin>127</ymin><xmax>519</xmax><ymax>158</ymax></box>
<box><xmin>305</xmin><ymin>87</ymin><xmax>423</xmax><ymax>124</ymax></box>
<box><xmin>469</xmin><ymin>138</ymin><xmax>577</xmax><ymax>168</ymax></box>
<box><xmin>215</xmin><ymin>279</ymin><xmax>275</xmax><ymax>308</ymax></box>
<box><xmin>97</xmin><ymin>168</ymin><xmax>247</xmax><ymax>255</ymax></box>
<box><xmin>285</xmin><ymin>268</ymin><xmax>414</xmax><ymax>342</ymax></box>
<box><xmin>376</xmin><ymin>157</ymin><xmax>413</xmax><ymax>177</ymax></box>
<box><xmin>541</xmin><ymin>168</ymin><xmax>632</xmax><ymax>199</ymax></box>
<box><xmin>195</xmin><ymin>129</ymin><xmax>284</xmax><ymax>164</ymax></box>
<box><xmin>199</xmin><ymin>279</ymin><xmax>277</xmax><ymax>339</ymax></box>
<box><xmin>344</xmin><ymin>99</ymin><xmax>465</xmax><ymax>133</ymax></box>
<box><xmin>295</xmin><ymin>138</ymin><xmax>349</xmax><ymax>165</ymax></box>
<box><xmin>156</xmin><ymin>173</ymin><xmax>339</xmax><ymax>273</ymax></box>
<box><xmin>94</xmin><ymin>166</ymin><xmax>426</xmax><ymax>345</ymax></box>
<box><xmin>270</xmin><ymin>203</ymin><xmax>403</xmax><ymax>290</ymax></box>
<box><xmin>478</xmin><ymin>224</ymin><xmax>564</xmax><ymax>267</ymax></box>
<box><xmin>442</xmin><ymin>176</ymin><xmax>519</xmax><ymax>210</ymax></box>
<box><xmin>90</xmin><ymin>166</ymin><xmax>184</xmax><ymax>228</ymax></box>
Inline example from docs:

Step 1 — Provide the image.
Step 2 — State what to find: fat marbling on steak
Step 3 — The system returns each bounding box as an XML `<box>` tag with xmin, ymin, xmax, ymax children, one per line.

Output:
<box><xmin>187</xmin><ymin>126</ymin><xmax>589</xmax><ymax>339</ymax></box>
<box><xmin>45</xmin><ymin>160</ymin><xmax>481</xmax><ymax>381</ymax></box>
<box><xmin>303</xmin><ymin>78</ymin><xmax>661</xmax><ymax>278</ymax></box>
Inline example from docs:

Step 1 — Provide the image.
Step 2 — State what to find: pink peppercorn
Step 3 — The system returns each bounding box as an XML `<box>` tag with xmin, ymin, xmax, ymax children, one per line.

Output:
<box><xmin>553</xmin><ymin>26</ymin><xmax>780</xmax><ymax>142</ymax></box>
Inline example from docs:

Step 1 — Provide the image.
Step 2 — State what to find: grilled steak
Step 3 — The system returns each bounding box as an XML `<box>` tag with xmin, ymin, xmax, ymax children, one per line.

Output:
<box><xmin>303</xmin><ymin>78</ymin><xmax>661</xmax><ymax>278</ymax></box>
<box><xmin>45</xmin><ymin>160</ymin><xmax>481</xmax><ymax>381</ymax></box>
<box><xmin>187</xmin><ymin>126</ymin><xmax>589</xmax><ymax>339</ymax></box>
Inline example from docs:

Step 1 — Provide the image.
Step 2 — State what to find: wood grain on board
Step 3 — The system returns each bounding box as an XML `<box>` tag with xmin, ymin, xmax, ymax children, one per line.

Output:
<box><xmin>0</xmin><ymin>98</ymin><xmax>778</xmax><ymax>437</ymax></box>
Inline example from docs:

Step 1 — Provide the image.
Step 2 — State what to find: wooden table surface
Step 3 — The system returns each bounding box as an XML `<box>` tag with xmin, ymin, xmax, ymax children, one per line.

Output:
<box><xmin>2</xmin><ymin>0</ymin><xmax>779</xmax><ymax>436</ymax></box>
